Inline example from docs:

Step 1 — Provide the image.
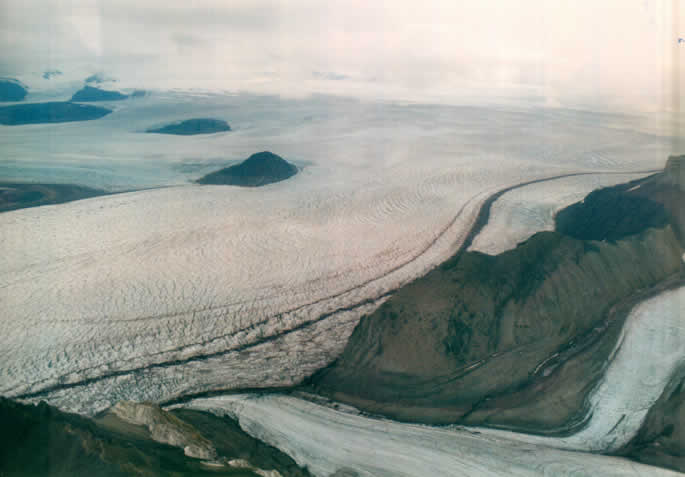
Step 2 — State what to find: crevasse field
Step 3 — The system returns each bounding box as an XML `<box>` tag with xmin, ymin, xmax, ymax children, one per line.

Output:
<box><xmin>1</xmin><ymin>90</ymin><xmax>683</xmax><ymax>475</ymax></box>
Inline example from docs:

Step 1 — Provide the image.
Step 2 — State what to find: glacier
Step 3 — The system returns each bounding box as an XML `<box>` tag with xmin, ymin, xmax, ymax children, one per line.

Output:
<box><xmin>0</xmin><ymin>92</ymin><xmax>680</xmax><ymax>417</ymax></box>
<box><xmin>184</xmin><ymin>286</ymin><xmax>685</xmax><ymax>476</ymax></box>
<box><xmin>185</xmin><ymin>392</ymin><xmax>682</xmax><ymax>477</ymax></box>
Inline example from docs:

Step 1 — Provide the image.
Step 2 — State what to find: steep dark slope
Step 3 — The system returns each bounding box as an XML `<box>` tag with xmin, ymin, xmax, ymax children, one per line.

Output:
<box><xmin>308</xmin><ymin>160</ymin><xmax>684</xmax><ymax>437</ymax></box>
<box><xmin>198</xmin><ymin>151</ymin><xmax>298</xmax><ymax>187</ymax></box>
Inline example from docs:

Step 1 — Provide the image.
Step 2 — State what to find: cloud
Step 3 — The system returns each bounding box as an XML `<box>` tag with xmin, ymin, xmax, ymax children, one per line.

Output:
<box><xmin>312</xmin><ymin>71</ymin><xmax>350</xmax><ymax>81</ymax></box>
<box><xmin>0</xmin><ymin>0</ymin><xmax>682</xmax><ymax>112</ymax></box>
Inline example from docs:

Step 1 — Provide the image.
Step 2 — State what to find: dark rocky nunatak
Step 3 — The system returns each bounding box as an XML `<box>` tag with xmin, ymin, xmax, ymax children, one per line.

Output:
<box><xmin>146</xmin><ymin>118</ymin><xmax>231</xmax><ymax>135</ymax></box>
<box><xmin>70</xmin><ymin>85</ymin><xmax>128</xmax><ymax>102</ymax></box>
<box><xmin>0</xmin><ymin>79</ymin><xmax>28</xmax><ymax>101</ymax></box>
<box><xmin>0</xmin><ymin>102</ymin><xmax>112</xmax><ymax>125</ymax></box>
<box><xmin>197</xmin><ymin>151</ymin><xmax>298</xmax><ymax>187</ymax></box>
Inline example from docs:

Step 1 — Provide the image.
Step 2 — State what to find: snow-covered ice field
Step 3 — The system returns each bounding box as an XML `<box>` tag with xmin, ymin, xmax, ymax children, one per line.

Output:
<box><xmin>0</xmin><ymin>91</ymin><xmax>680</xmax><ymax>416</ymax></box>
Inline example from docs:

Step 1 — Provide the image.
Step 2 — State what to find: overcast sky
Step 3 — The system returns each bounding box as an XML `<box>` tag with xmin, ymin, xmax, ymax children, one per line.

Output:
<box><xmin>1</xmin><ymin>0</ymin><xmax>683</xmax><ymax>112</ymax></box>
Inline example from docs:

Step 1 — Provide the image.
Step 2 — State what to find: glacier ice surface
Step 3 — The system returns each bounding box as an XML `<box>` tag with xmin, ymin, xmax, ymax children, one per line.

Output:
<box><xmin>0</xmin><ymin>92</ymin><xmax>679</xmax><ymax>414</ymax></box>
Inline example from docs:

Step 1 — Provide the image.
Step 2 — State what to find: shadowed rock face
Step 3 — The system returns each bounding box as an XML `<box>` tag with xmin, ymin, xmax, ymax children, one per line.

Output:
<box><xmin>197</xmin><ymin>151</ymin><xmax>298</xmax><ymax>187</ymax></box>
<box><xmin>0</xmin><ymin>102</ymin><xmax>112</xmax><ymax>125</ymax></box>
<box><xmin>71</xmin><ymin>85</ymin><xmax>128</xmax><ymax>102</ymax></box>
<box><xmin>146</xmin><ymin>118</ymin><xmax>230</xmax><ymax>135</ymax></box>
<box><xmin>555</xmin><ymin>184</ymin><xmax>669</xmax><ymax>242</ymax></box>
<box><xmin>0</xmin><ymin>397</ymin><xmax>311</xmax><ymax>477</ymax></box>
<box><xmin>308</xmin><ymin>163</ymin><xmax>684</xmax><ymax>440</ymax></box>
<box><xmin>0</xmin><ymin>79</ymin><xmax>28</xmax><ymax>101</ymax></box>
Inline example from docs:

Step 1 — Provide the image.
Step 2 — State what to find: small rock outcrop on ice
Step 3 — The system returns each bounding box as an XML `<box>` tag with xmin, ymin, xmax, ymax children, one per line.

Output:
<box><xmin>0</xmin><ymin>101</ymin><xmax>112</xmax><ymax>125</ymax></box>
<box><xmin>0</xmin><ymin>78</ymin><xmax>28</xmax><ymax>101</ymax></box>
<box><xmin>146</xmin><ymin>117</ymin><xmax>230</xmax><ymax>135</ymax></box>
<box><xmin>70</xmin><ymin>85</ymin><xmax>128</xmax><ymax>102</ymax></box>
<box><xmin>197</xmin><ymin>151</ymin><xmax>298</xmax><ymax>187</ymax></box>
